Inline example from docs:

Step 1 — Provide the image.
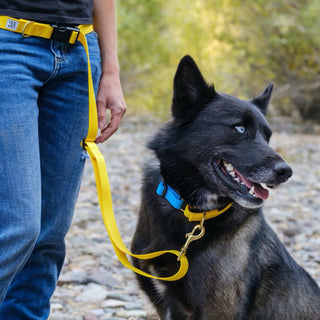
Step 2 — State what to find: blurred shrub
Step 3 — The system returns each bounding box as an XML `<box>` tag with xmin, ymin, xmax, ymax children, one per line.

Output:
<box><xmin>117</xmin><ymin>0</ymin><xmax>320</xmax><ymax>122</ymax></box>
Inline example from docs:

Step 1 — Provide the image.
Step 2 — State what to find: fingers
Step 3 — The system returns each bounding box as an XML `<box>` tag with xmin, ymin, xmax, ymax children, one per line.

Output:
<box><xmin>95</xmin><ymin>115</ymin><xmax>124</xmax><ymax>143</ymax></box>
<box><xmin>95</xmin><ymin>102</ymin><xmax>126</xmax><ymax>144</ymax></box>
<box><xmin>93</xmin><ymin>74</ymin><xmax>127</xmax><ymax>144</ymax></box>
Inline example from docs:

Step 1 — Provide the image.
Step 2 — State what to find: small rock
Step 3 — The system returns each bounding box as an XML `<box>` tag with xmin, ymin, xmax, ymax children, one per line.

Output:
<box><xmin>102</xmin><ymin>299</ymin><xmax>126</xmax><ymax>308</ymax></box>
<box><xmin>116</xmin><ymin>309</ymin><xmax>147</xmax><ymax>318</ymax></box>
<box><xmin>84</xmin><ymin>312</ymin><xmax>99</xmax><ymax>320</ymax></box>
<box><xmin>283</xmin><ymin>227</ymin><xmax>300</xmax><ymax>237</ymax></box>
<box><xmin>106</xmin><ymin>292</ymin><xmax>133</xmax><ymax>302</ymax></box>
<box><xmin>75</xmin><ymin>284</ymin><xmax>108</xmax><ymax>302</ymax></box>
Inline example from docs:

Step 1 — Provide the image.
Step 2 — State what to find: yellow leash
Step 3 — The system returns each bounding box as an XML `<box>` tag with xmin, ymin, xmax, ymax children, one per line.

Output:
<box><xmin>83</xmin><ymin>142</ymin><xmax>188</xmax><ymax>280</ymax></box>
<box><xmin>78</xmin><ymin>41</ymin><xmax>189</xmax><ymax>282</ymax></box>
<box><xmin>0</xmin><ymin>16</ymin><xmax>188</xmax><ymax>281</ymax></box>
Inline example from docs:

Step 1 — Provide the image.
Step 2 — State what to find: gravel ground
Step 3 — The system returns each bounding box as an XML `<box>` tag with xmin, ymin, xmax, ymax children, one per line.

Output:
<box><xmin>49</xmin><ymin>116</ymin><xmax>320</xmax><ymax>320</ymax></box>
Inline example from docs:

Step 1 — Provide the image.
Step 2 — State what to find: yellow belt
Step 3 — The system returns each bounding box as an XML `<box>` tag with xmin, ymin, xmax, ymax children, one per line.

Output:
<box><xmin>0</xmin><ymin>16</ymin><xmax>189</xmax><ymax>281</ymax></box>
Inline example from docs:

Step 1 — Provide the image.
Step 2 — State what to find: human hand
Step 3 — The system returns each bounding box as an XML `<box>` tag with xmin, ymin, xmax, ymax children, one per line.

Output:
<box><xmin>95</xmin><ymin>73</ymin><xmax>127</xmax><ymax>144</ymax></box>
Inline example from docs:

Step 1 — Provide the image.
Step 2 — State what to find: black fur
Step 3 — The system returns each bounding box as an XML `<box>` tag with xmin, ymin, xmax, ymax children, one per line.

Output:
<box><xmin>131</xmin><ymin>55</ymin><xmax>320</xmax><ymax>320</ymax></box>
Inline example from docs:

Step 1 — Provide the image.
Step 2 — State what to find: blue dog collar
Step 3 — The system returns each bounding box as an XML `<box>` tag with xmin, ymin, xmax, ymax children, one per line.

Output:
<box><xmin>157</xmin><ymin>181</ymin><xmax>233</xmax><ymax>221</ymax></box>
<box><xmin>156</xmin><ymin>181</ymin><xmax>185</xmax><ymax>210</ymax></box>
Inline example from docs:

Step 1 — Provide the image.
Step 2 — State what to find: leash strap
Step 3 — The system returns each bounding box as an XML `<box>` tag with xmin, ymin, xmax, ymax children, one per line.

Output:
<box><xmin>84</xmin><ymin>142</ymin><xmax>188</xmax><ymax>281</ymax></box>
<box><xmin>183</xmin><ymin>202</ymin><xmax>233</xmax><ymax>221</ymax></box>
<box><xmin>0</xmin><ymin>16</ymin><xmax>189</xmax><ymax>281</ymax></box>
<box><xmin>78</xmin><ymin>34</ymin><xmax>189</xmax><ymax>282</ymax></box>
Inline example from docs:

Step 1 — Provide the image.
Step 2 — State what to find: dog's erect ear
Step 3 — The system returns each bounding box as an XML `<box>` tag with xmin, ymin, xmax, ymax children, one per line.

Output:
<box><xmin>172</xmin><ymin>55</ymin><xmax>216</xmax><ymax>120</ymax></box>
<box><xmin>251</xmin><ymin>82</ymin><xmax>274</xmax><ymax>115</ymax></box>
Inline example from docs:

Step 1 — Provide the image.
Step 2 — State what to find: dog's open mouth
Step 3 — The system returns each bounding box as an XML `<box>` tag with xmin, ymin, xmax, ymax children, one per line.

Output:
<box><xmin>213</xmin><ymin>160</ymin><xmax>269</xmax><ymax>200</ymax></box>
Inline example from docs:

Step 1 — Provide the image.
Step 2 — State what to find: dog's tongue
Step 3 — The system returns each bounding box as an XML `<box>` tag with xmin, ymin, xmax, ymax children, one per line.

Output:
<box><xmin>234</xmin><ymin>169</ymin><xmax>269</xmax><ymax>200</ymax></box>
<box><xmin>252</xmin><ymin>183</ymin><xmax>269</xmax><ymax>200</ymax></box>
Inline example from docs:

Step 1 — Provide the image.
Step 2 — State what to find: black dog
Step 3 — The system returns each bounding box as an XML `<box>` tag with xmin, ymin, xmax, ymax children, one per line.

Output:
<box><xmin>131</xmin><ymin>56</ymin><xmax>320</xmax><ymax>320</ymax></box>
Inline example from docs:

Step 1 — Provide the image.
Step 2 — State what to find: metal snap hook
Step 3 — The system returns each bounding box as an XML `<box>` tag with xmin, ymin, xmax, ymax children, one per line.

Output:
<box><xmin>177</xmin><ymin>215</ymin><xmax>206</xmax><ymax>261</ymax></box>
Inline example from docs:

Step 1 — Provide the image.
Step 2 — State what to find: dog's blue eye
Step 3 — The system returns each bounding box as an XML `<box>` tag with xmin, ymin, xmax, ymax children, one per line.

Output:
<box><xmin>235</xmin><ymin>125</ymin><xmax>246</xmax><ymax>134</ymax></box>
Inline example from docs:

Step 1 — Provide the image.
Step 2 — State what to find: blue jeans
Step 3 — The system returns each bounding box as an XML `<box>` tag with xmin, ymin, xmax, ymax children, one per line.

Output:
<box><xmin>0</xmin><ymin>28</ymin><xmax>101</xmax><ymax>319</ymax></box>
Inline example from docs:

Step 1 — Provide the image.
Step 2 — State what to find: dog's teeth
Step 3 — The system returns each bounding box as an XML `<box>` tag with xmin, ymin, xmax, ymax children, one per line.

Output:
<box><xmin>249</xmin><ymin>186</ymin><xmax>255</xmax><ymax>195</ymax></box>
<box><xmin>225</xmin><ymin>163</ymin><xmax>234</xmax><ymax>172</ymax></box>
<box><xmin>230</xmin><ymin>171</ymin><xmax>236</xmax><ymax>177</ymax></box>
<box><xmin>261</xmin><ymin>183</ymin><xmax>268</xmax><ymax>189</ymax></box>
<box><xmin>234</xmin><ymin>177</ymin><xmax>240</xmax><ymax>183</ymax></box>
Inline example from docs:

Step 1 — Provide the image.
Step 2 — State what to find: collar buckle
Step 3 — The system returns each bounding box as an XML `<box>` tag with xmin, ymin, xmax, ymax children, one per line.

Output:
<box><xmin>156</xmin><ymin>181</ymin><xmax>186</xmax><ymax>210</ymax></box>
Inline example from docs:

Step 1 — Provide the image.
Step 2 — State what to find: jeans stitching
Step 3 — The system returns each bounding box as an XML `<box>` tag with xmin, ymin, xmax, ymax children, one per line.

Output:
<box><xmin>44</xmin><ymin>40</ymin><xmax>68</xmax><ymax>84</ymax></box>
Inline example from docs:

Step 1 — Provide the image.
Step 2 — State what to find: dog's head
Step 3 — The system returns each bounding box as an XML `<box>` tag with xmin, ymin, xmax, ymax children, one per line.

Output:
<box><xmin>149</xmin><ymin>55</ymin><xmax>292</xmax><ymax>210</ymax></box>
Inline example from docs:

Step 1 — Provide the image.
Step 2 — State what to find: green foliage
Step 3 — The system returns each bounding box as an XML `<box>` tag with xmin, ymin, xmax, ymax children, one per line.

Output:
<box><xmin>116</xmin><ymin>0</ymin><xmax>172</xmax><ymax>118</ymax></box>
<box><xmin>116</xmin><ymin>0</ymin><xmax>320</xmax><ymax>121</ymax></box>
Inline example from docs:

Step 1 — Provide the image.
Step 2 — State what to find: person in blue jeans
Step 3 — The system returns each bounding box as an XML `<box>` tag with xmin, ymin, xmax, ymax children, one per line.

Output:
<box><xmin>0</xmin><ymin>0</ymin><xmax>127</xmax><ymax>319</ymax></box>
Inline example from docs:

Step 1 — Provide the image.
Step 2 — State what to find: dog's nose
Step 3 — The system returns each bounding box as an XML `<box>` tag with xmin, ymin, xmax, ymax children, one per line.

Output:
<box><xmin>274</xmin><ymin>161</ymin><xmax>293</xmax><ymax>183</ymax></box>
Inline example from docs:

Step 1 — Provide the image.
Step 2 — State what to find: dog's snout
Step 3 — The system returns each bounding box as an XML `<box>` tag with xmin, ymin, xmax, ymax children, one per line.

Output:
<box><xmin>273</xmin><ymin>161</ymin><xmax>293</xmax><ymax>183</ymax></box>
